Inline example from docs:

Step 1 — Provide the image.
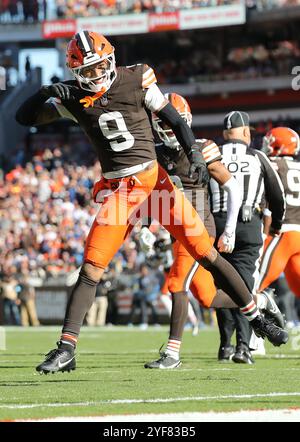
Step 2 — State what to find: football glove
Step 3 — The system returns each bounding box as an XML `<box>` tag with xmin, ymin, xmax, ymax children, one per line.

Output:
<box><xmin>217</xmin><ymin>230</ymin><xmax>236</xmax><ymax>254</ymax></box>
<box><xmin>188</xmin><ymin>143</ymin><xmax>210</xmax><ymax>185</ymax></box>
<box><xmin>138</xmin><ymin>227</ymin><xmax>156</xmax><ymax>254</ymax></box>
<box><xmin>40</xmin><ymin>83</ymin><xmax>76</xmax><ymax>101</ymax></box>
<box><xmin>269</xmin><ymin>226</ymin><xmax>281</xmax><ymax>237</ymax></box>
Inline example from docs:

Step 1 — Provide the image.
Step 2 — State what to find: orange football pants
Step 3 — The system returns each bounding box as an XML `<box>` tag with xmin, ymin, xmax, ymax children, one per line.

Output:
<box><xmin>167</xmin><ymin>237</ymin><xmax>216</xmax><ymax>308</ymax></box>
<box><xmin>161</xmin><ymin>271</ymin><xmax>170</xmax><ymax>295</ymax></box>
<box><xmin>259</xmin><ymin>231</ymin><xmax>300</xmax><ymax>298</ymax></box>
<box><xmin>84</xmin><ymin>162</ymin><xmax>212</xmax><ymax>270</ymax></box>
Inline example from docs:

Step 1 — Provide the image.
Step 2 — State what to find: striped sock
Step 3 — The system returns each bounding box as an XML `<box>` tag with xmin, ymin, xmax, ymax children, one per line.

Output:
<box><xmin>60</xmin><ymin>333</ymin><xmax>78</xmax><ymax>348</ymax></box>
<box><xmin>240</xmin><ymin>300</ymin><xmax>259</xmax><ymax>321</ymax></box>
<box><xmin>166</xmin><ymin>339</ymin><xmax>181</xmax><ymax>360</ymax></box>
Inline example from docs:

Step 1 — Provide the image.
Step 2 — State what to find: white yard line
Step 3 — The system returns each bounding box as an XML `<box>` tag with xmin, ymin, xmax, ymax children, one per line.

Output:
<box><xmin>1</xmin><ymin>392</ymin><xmax>300</xmax><ymax>410</ymax></box>
<box><xmin>17</xmin><ymin>408</ymin><xmax>300</xmax><ymax>422</ymax></box>
<box><xmin>1</xmin><ymin>326</ymin><xmax>171</xmax><ymax>333</ymax></box>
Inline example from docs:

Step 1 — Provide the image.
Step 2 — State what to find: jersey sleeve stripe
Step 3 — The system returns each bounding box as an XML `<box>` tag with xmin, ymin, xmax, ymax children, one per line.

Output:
<box><xmin>142</xmin><ymin>67</ymin><xmax>155</xmax><ymax>80</ymax></box>
<box><xmin>203</xmin><ymin>154</ymin><xmax>222</xmax><ymax>164</ymax></box>
<box><xmin>142</xmin><ymin>73</ymin><xmax>157</xmax><ymax>89</ymax></box>
<box><xmin>202</xmin><ymin>142</ymin><xmax>220</xmax><ymax>154</ymax></box>
<box><xmin>203</xmin><ymin>149</ymin><xmax>222</xmax><ymax>163</ymax></box>
<box><xmin>143</xmin><ymin>72</ymin><xmax>156</xmax><ymax>82</ymax></box>
<box><xmin>203</xmin><ymin>146</ymin><xmax>221</xmax><ymax>156</ymax></box>
<box><xmin>203</xmin><ymin>145</ymin><xmax>221</xmax><ymax>158</ymax></box>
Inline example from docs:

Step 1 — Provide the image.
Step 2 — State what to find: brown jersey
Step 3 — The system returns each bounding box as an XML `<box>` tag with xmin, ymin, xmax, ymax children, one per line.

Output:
<box><xmin>270</xmin><ymin>156</ymin><xmax>300</xmax><ymax>227</ymax></box>
<box><xmin>155</xmin><ymin>140</ymin><xmax>222</xmax><ymax>238</ymax></box>
<box><xmin>53</xmin><ymin>65</ymin><xmax>157</xmax><ymax>174</ymax></box>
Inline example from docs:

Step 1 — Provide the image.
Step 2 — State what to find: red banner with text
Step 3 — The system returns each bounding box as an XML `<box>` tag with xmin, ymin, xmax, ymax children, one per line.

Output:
<box><xmin>42</xmin><ymin>5</ymin><xmax>246</xmax><ymax>39</ymax></box>
<box><xmin>148</xmin><ymin>12</ymin><xmax>180</xmax><ymax>33</ymax></box>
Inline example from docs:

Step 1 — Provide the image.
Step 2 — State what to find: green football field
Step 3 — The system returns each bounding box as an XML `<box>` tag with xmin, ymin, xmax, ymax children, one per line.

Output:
<box><xmin>0</xmin><ymin>326</ymin><xmax>300</xmax><ymax>421</ymax></box>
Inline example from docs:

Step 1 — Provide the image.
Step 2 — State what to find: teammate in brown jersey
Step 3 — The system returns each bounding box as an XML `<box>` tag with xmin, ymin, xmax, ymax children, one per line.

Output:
<box><xmin>259</xmin><ymin>127</ymin><xmax>300</xmax><ymax>298</ymax></box>
<box><xmin>15</xmin><ymin>31</ymin><xmax>288</xmax><ymax>374</ymax></box>
<box><xmin>143</xmin><ymin>94</ymin><xmax>283</xmax><ymax>368</ymax></box>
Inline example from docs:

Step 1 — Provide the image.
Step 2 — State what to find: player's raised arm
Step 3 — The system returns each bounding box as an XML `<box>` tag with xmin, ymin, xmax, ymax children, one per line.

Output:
<box><xmin>15</xmin><ymin>83</ymin><xmax>77</xmax><ymax>126</ymax></box>
<box><xmin>142</xmin><ymin>65</ymin><xmax>208</xmax><ymax>184</ymax></box>
<box><xmin>256</xmin><ymin>149</ymin><xmax>286</xmax><ymax>234</ymax></box>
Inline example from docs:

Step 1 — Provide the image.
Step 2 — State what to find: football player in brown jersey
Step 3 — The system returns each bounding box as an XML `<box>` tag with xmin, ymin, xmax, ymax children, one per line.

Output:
<box><xmin>143</xmin><ymin>94</ymin><xmax>284</xmax><ymax>368</ymax></box>
<box><xmin>15</xmin><ymin>31</ymin><xmax>288</xmax><ymax>374</ymax></box>
<box><xmin>259</xmin><ymin>127</ymin><xmax>300</xmax><ymax>298</ymax></box>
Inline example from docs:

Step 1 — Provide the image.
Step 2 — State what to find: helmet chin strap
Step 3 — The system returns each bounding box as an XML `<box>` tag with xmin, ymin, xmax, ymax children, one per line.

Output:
<box><xmin>80</xmin><ymin>86</ymin><xmax>107</xmax><ymax>108</ymax></box>
<box><xmin>78</xmin><ymin>67</ymin><xmax>116</xmax><ymax>108</ymax></box>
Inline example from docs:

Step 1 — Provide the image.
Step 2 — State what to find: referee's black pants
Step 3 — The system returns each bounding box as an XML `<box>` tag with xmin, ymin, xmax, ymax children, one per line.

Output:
<box><xmin>214</xmin><ymin>212</ymin><xmax>264</xmax><ymax>349</ymax></box>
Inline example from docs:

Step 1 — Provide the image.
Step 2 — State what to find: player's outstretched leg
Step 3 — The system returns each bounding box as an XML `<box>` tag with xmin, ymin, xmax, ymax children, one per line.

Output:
<box><xmin>36</xmin><ymin>343</ymin><xmax>76</xmax><ymax>375</ymax></box>
<box><xmin>144</xmin><ymin>291</ymin><xmax>187</xmax><ymax>369</ymax></box>
<box><xmin>160</xmin><ymin>182</ymin><xmax>288</xmax><ymax>351</ymax></box>
<box><xmin>256</xmin><ymin>288</ymin><xmax>285</xmax><ymax>329</ymax></box>
<box><xmin>36</xmin><ymin>263</ymin><xmax>103</xmax><ymax>374</ymax></box>
<box><xmin>202</xmin><ymin>248</ymin><xmax>288</xmax><ymax>347</ymax></box>
<box><xmin>212</xmin><ymin>287</ymin><xmax>285</xmax><ymax>329</ymax></box>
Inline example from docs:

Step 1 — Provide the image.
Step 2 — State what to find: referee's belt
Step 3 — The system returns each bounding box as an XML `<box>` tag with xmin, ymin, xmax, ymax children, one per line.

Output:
<box><xmin>238</xmin><ymin>206</ymin><xmax>263</xmax><ymax>222</ymax></box>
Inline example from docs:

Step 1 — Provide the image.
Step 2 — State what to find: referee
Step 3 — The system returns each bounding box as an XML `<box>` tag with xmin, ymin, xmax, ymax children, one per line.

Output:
<box><xmin>209</xmin><ymin>111</ymin><xmax>286</xmax><ymax>364</ymax></box>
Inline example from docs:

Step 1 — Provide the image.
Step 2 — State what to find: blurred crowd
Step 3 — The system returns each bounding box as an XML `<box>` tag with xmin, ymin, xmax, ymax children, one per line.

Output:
<box><xmin>154</xmin><ymin>40</ymin><xmax>300</xmax><ymax>84</ymax></box>
<box><xmin>0</xmin><ymin>0</ymin><xmax>47</xmax><ymax>23</ymax></box>
<box><xmin>1</xmin><ymin>0</ymin><xmax>300</xmax><ymax>24</ymax></box>
<box><xmin>247</xmin><ymin>0</ymin><xmax>300</xmax><ymax>9</ymax></box>
<box><xmin>1</xmin><ymin>146</ymin><xmax>99</xmax><ymax>279</ymax></box>
<box><xmin>0</xmin><ymin>144</ymin><xmax>179</xmax><ymax>326</ymax></box>
<box><xmin>1</xmin><ymin>0</ymin><xmax>300</xmax><ymax>23</ymax></box>
<box><xmin>0</xmin><ymin>0</ymin><xmax>292</xmax><ymax>23</ymax></box>
<box><xmin>0</xmin><ymin>0</ymin><xmax>240</xmax><ymax>23</ymax></box>
<box><xmin>0</xmin><ymin>49</ymin><xmax>18</xmax><ymax>90</ymax></box>
<box><xmin>54</xmin><ymin>0</ymin><xmax>239</xmax><ymax>19</ymax></box>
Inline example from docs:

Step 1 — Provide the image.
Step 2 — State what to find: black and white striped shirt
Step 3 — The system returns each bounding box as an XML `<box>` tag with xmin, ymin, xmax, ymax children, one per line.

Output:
<box><xmin>209</xmin><ymin>140</ymin><xmax>286</xmax><ymax>229</ymax></box>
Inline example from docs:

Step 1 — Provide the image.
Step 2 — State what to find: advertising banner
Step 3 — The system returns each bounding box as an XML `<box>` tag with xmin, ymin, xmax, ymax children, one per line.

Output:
<box><xmin>42</xmin><ymin>5</ymin><xmax>246</xmax><ymax>39</ymax></box>
<box><xmin>77</xmin><ymin>13</ymin><xmax>148</xmax><ymax>36</ymax></box>
<box><xmin>148</xmin><ymin>11</ymin><xmax>180</xmax><ymax>32</ymax></box>
<box><xmin>180</xmin><ymin>4</ymin><xmax>246</xmax><ymax>30</ymax></box>
<box><xmin>42</xmin><ymin>19</ymin><xmax>77</xmax><ymax>39</ymax></box>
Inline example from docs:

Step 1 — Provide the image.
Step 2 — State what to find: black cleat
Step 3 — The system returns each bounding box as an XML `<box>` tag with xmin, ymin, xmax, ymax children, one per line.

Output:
<box><xmin>36</xmin><ymin>343</ymin><xmax>76</xmax><ymax>374</ymax></box>
<box><xmin>232</xmin><ymin>343</ymin><xmax>255</xmax><ymax>365</ymax></box>
<box><xmin>218</xmin><ymin>345</ymin><xmax>235</xmax><ymax>362</ymax></box>
<box><xmin>251</xmin><ymin>315</ymin><xmax>288</xmax><ymax>347</ymax></box>
<box><xmin>261</xmin><ymin>288</ymin><xmax>285</xmax><ymax>329</ymax></box>
<box><xmin>144</xmin><ymin>352</ymin><xmax>181</xmax><ymax>369</ymax></box>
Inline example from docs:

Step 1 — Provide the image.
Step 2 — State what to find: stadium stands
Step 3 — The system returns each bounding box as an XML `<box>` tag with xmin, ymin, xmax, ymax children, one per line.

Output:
<box><xmin>1</xmin><ymin>0</ymin><xmax>300</xmax><ymax>24</ymax></box>
<box><xmin>0</xmin><ymin>0</ymin><xmax>240</xmax><ymax>23</ymax></box>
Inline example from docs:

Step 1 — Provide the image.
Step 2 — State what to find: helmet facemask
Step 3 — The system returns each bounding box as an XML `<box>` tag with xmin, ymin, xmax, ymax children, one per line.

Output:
<box><xmin>152</xmin><ymin>117</ymin><xmax>180</xmax><ymax>149</ymax></box>
<box><xmin>152</xmin><ymin>110</ymin><xmax>192</xmax><ymax>150</ymax></box>
<box><xmin>71</xmin><ymin>52</ymin><xmax>116</xmax><ymax>94</ymax></box>
<box><xmin>262</xmin><ymin>133</ymin><xmax>276</xmax><ymax>156</ymax></box>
